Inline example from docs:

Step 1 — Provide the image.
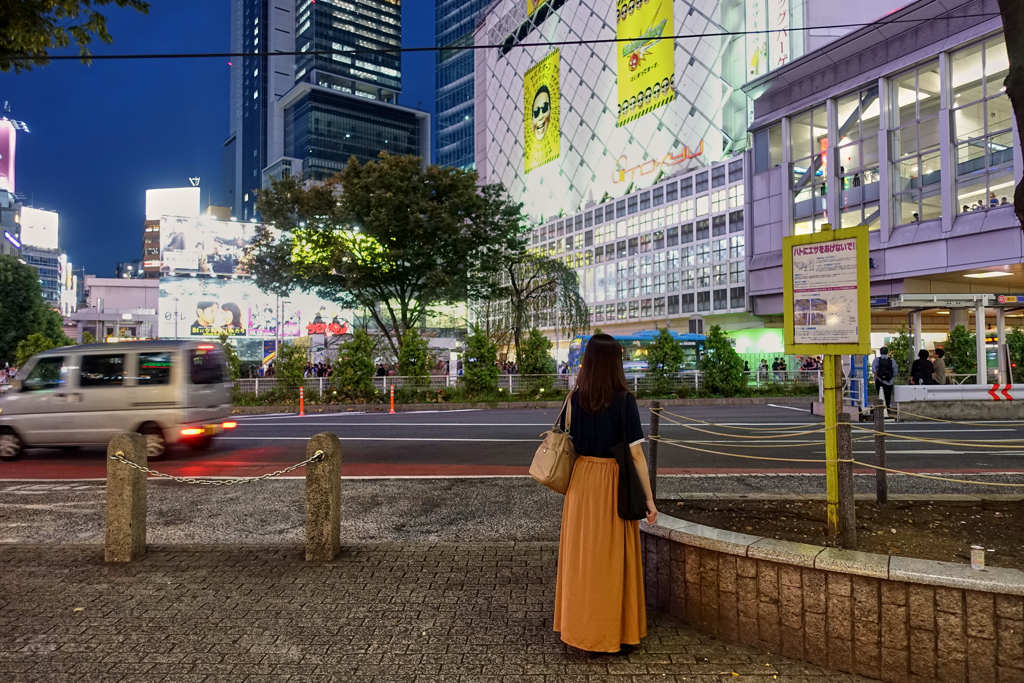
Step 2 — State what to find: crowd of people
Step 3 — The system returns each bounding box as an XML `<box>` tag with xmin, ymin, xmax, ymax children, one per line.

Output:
<box><xmin>745</xmin><ymin>356</ymin><xmax>822</xmax><ymax>383</ymax></box>
<box><xmin>962</xmin><ymin>193</ymin><xmax>1009</xmax><ymax>213</ymax></box>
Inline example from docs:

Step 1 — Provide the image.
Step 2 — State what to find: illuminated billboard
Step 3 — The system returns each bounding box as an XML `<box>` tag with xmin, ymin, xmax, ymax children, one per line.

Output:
<box><xmin>159</xmin><ymin>215</ymin><xmax>258</xmax><ymax>277</ymax></box>
<box><xmin>475</xmin><ymin>0</ymin><xmax>797</xmax><ymax>221</ymax></box>
<box><xmin>19</xmin><ymin>207</ymin><xmax>59</xmax><ymax>251</ymax></box>
<box><xmin>145</xmin><ymin>187</ymin><xmax>200</xmax><ymax>221</ymax></box>
<box><xmin>158</xmin><ymin>278</ymin><xmax>355</xmax><ymax>340</ymax></box>
<box><xmin>0</xmin><ymin>119</ymin><xmax>14</xmax><ymax>194</ymax></box>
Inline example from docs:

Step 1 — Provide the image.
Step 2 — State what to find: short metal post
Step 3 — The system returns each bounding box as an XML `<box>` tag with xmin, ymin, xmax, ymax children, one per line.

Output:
<box><xmin>305</xmin><ymin>432</ymin><xmax>342</xmax><ymax>562</ymax></box>
<box><xmin>873</xmin><ymin>402</ymin><xmax>888</xmax><ymax>505</ymax></box>
<box><xmin>837</xmin><ymin>413</ymin><xmax>857</xmax><ymax>548</ymax></box>
<box><xmin>649</xmin><ymin>401</ymin><xmax>660</xmax><ymax>500</ymax></box>
<box><xmin>105</xmin><ymin>432</ymin><xmax>148</xmax><ymax>563</ymax></box>
<box><xmin>255</xmin><ymin>378</ymin><xmax>260</xmax><ymax>397</ymax></box>
<box><xmin>508</xmin><ymin>374</ymin><xmax>513</xmax><ymax>394</ymax></box>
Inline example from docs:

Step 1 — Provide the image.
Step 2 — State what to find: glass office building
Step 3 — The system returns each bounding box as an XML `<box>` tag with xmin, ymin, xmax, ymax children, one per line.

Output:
<box><xmin>435</xmin><ymin>0</ymin><xmax>492</xmax><ymax>168</ymax></box>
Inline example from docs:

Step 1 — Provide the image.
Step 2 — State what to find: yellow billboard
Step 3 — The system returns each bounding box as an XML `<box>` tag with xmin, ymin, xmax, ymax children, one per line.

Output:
<box><xmin>524</xmin><ymin>50</ymin><xmax>560</xmax><ymax>173</ymax></box>
<box><xmin>527</xmin><ymin>0</ymin><xmax>542</xmax><ymax>15</ymax></box>
<box><xmin>616</xmin><ymin>0</ymin><xmax>675</xmax><ymax>127</ymax></box>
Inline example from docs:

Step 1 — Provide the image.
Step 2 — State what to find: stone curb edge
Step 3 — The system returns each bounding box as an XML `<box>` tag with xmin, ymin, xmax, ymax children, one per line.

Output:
<box><xmin>642</xmin><ymin>513</ymin><xmax>1024</xmax><ymax>596</ymax></box>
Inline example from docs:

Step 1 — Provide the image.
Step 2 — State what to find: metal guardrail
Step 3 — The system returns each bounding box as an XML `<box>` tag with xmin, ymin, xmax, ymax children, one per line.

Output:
<box><xmin>234</xmin><ymin>371</ymin><xmax>818</xmax><ymax>397</ymax></box>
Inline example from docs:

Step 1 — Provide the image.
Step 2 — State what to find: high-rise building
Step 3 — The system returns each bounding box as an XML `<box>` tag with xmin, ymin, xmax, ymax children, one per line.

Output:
<box><xmin>19</xmin><ymin>207</ymin><xmax>61</xmax><ymax>306</ymax></box>
<box><xmin>435</xmin><ymin>0</ymin><xmax>492</xmax><ymax>168</ymax></box>
<box><xmin>228</xmin><ymin>0</ymin><xmax>429</xmax><ymax>218</ymax></box>
<box><xmin>226</xmin><ymin>0</ymin><xmax>295</xmax><ymax>221</ymax></box>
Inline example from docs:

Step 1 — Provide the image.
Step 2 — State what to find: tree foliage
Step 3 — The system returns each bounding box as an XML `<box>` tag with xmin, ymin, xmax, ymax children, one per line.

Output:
<box><xmin>0</xmin><ymin>0</ymin><xmax>149</xmax><ymax>72</ymax></box>
<box><xmin>15</xmin><ymin>333</ymin><xmax>57</xmax><ymax>366</ymax></box>
<box><xmin>217</xmin><ymin>333</ymin><xmax>241</xmax><ymax>380</ymax></box>
<box><xmin>885</xmin><ymin>327</ymin><xmax>912</xmax><ymax>385</ymax></box>
<box><xmin>518</xmin><ymin>328</ymin><xmax>556</xmax><ymax>376</ymax></box>
<box><xmin>0</xmin><ymin>255</ymin><xmax>71</xmax><ymax>364</ymax></box>
<box><xmin>275</xmin><ymin>342</ymin><xmax>307</xmax><ymax>395</ymax></box>
<box><xmin>997</xmin><ymin>0</ymin><xmax>1024</xmax><ymax>228</ymax></box>
<box><xmin>1006</xmin><ymin>327</ymin><xmax>1024</xmax><ymax>383</ymax></box>
<box><xmin>477</xmin><ymin>250</ymin><xmax>589</xmax><ymax>367</ymax></box>
<box><xmin>646</xmin><ymin>328</ymin><xmax>685</xmax><ymax>396</ymax></box>
<box><xmin>945</xmin><ymin>325</ymin><xmax>977</xmax><ymax>376</ymax></box>
<box><xmin>463</xmin><ymin>326</ymin><xmax>498</xmax><ymax>396</ymax></box>
<box><xmin>81</xmin><ymin>330</ymin><xmax>97</xmax><ymax>344</ymax></box>
<box><xmin>396</xmin><ymin>329</ymin><xmax>431</xmax><ymax>382</ymax></box>
<box><xmin>331</xmin><ymin>329</ymin><xmax>377</xmax><ymax>400</ymax></box>
<box><xmin>699</xmin><ymin>325</ymin><xmax>745</xmax><ymax>396</ymax></box>
<box><xmin>250</xmin><ymin>154</ymin><xmax>523</xmax><ymax>357</ymax></box>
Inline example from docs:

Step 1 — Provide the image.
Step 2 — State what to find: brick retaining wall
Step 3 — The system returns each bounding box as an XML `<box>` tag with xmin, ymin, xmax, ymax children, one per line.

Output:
<box><xmin>642</xmin><ymin>516</ymin><xmax>1024</xmax><ymax>682</ymax></box>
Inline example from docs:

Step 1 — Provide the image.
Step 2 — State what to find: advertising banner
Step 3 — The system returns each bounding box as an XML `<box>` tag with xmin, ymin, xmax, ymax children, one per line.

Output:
<box><xmin>0</xmin><ymin>119</ymin><xmax>14</xmax><ymax>194</ymax></box>
<box><xmin>160</xmin><ymin>216</ymin><xmax>259</xmax><ymax>277</ymax></box>
<box><xmin>19</xmin><ymin>207</ymin><xmax>59</xmax><ymax>251</ymax></box>
<box><xmin>527</xmin><ymin>0</ymin><xmax>542</xmax><ymax>15</ymax></box>
<box><xmin>158</xmin><ymin>278</ymin><xmax>354</xmax><ymax>340</ymax></box>
<box><xmin>616</xmin><ymin>0</ymin><xmax>675</xmax><ymax>127</ymax></box>
<box><xmin>523</xmin><ymin>50</ymin><xmax>561</xmax><ymax>173</ymax></box>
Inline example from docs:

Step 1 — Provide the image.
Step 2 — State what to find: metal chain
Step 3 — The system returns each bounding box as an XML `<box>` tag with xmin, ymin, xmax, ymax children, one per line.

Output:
<box><xmin>107</xmin><ymin>450</ymin><xmax>326</xmax><ymax>486</ymax></box>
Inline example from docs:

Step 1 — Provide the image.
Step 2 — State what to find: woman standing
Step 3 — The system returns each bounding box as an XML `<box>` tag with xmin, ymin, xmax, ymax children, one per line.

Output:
<box><xmin>554</xmin><ymin>334</ymin><xmax>658</xmax><ymax>653</ymax></box>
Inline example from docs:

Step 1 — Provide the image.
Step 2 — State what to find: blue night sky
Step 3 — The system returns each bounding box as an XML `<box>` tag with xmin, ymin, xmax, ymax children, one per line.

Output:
<box><xmin>0</xmin><ymin>1</ymin><xmax>436</xmax><ymax>276</ymax></box>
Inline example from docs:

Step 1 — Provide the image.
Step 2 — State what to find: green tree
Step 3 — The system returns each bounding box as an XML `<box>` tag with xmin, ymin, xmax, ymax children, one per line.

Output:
<box><xmin>477</xmin><ymin>251</ymin><xmax>589</xmax><ymax>368</ymax></box>
<box><xmin>397</xmin><ymin>329</ymin><xmax>431</xmax><ymax>382</ymax></box>
<box><xmin>275</xmin><ymin>342</ymin><xmax>307</xmax><ymax>396</ymax></box>
<box><xmin>883</xmin><ymin>327</ymin><xmax>912</xmax><ymax>384</ymax></box>
<box><xmin>0</xmin><ymin>255</ymin><xmax>71</xmax><ymax>364</ymax></box>
<box><xmin>15</xmin><ymin>333</ymin><xmax>57</xmax><ymax>366</ymax></box>
<box><xmin>463</xmin><ymin>326</ymin><xmax>498</xmax><ymax>396</ymax></box>
<box><xmin>81</xmin><ymin>330</ymin><xmax>97</xmax><ymax>344</ymax></box>
<box><xmin>217</xmin><ymin>333</ymin><xmax>241</xmax><ymax>380</ymax></box>
<box><xmin>997</xmin><ymin>0</ymin><xmax>1024</xmax><ymax>226</ymax></box>
<box><xmin>519</xmin><ymin>328</ymin><xmax>556</xmax><ymax>375</ymax></box>
<box><xmin>646</xmin><ymin>328</ymin><xmax>685</xmax><ymax>396</ymax></box>
<box><xmin>699</xmin><ymin>325</ymin><xmax>745</xmax><ymax>396</ymax></box>
<box><xmin>250</xmin><ymin>154</ymin><xmax>523</xmax><ymax>358</ymax></box>
<box><xmin>1006</xmin><ymin>328</ymin><xmax>1024</xmax><ymax>383</ymax></box>
<box><xmin>0</xmin><ymin>0</ymin><xmax>150</xmax><ymax>72</ymax></box>
<box><xmin>331</xmin><ymin>329</ymin><xmax>377</xmax><ymax>400</ymax></box>
<box><xmin>944</xmin><ymin>325</ymin><xmax>977</xmax><ymax>377</ymax></box>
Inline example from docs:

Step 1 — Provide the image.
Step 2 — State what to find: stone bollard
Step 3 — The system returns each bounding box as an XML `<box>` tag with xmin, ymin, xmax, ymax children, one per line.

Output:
<box><xmin>105</xmin><ymin>432</ymin><xmax>148</xmax><ymax>563</ymax></box>
<box><xmin>305</xmin><ymin>432</ymin><xmax>342</xmax><ymax>562</ymax></box>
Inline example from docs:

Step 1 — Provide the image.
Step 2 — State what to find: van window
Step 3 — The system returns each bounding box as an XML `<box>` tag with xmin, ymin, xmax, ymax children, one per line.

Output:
<box><xmin>23</xmin><ymin>357</ymin><xmax>65</xmax><ymax>392</ymax></box>
<box><xmin>138</xmin><ymin>352</ymin><xmax>172</xmax><ymax>385</ymax></box>
<box><xmin>80</xmin><ymin>354</ymin><xmax>125</xmax><ymax>387</ymax></box>
<box><xmin>190</xmin><ymin>348</ymin><xmax>225</xmax><ymax>385</ymax></box>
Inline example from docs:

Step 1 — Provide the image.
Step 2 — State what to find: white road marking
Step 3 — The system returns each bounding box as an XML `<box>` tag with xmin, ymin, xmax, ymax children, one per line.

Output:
<box><xmin>767</xmin><ymin>404</ymin><xmax>811</xmax><ymax>412</ymax></box>
<box><xmin>220</xmin><ymin>436</ymin><xmax>539</xmax><ymax>442</ymax></box>
<box><xmin>853</xmin><ymin>449</ymin><xmax>961</xmax><ymax>455</ymax></box>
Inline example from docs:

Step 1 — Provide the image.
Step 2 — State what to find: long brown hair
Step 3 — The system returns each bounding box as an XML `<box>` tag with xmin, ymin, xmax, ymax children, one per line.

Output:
<box><xmin>574</xmin><ymin>333</ymin><xmax>629</xmax><ymax>413</ymax></box>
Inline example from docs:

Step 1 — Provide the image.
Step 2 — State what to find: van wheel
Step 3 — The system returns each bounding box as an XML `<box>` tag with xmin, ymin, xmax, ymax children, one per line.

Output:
<box><xmin>139</xmin><ymin>424</ymin><xmax>166</xmax><ymax>460</ymax></box>
<box><xmin>0</xmin><ymin>430</ymin><xmax>22</xmax><ymax>461</ymax></box>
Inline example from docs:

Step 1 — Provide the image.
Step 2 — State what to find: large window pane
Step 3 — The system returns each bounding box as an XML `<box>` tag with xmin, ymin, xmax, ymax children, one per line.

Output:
<box><xmin>790</xmin><ymin>110</ymin><xmax>812</xmax><ymax>160</ymax></box>
<box><xmin>958</xmin><ymin>174</ymin><xmax>989</xmax><ymax>213</ymax></box>
<box><xmin>952</xmin><ymin>41</ymin><xmax>984</xmax><ymax>106</ymax></box>
<box><xmin>985</xmin><ymin>36</ymin><xmax>1009</xmax><ymax>99</ymax></box>
<box><xmin>954</xmin><ymin>103</ymin><xmax>985</xmax><ymax>142</ymax></box>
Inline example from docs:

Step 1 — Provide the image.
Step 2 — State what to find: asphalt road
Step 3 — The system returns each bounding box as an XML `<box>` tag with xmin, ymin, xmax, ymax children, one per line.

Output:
<box><xmin>2</xmin><ymin>403</ymin><xmax>1024</xmax><ymax>479</ymax></box>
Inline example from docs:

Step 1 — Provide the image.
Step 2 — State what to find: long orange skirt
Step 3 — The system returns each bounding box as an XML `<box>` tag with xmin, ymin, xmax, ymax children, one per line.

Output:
<box><xmin>553</xmin><ymin>455</ymin><xmax>647</xmax><ymax>652</ymax></box>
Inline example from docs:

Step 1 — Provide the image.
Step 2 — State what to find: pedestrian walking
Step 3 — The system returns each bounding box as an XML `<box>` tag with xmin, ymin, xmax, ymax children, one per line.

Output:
<box><xmin>554</xmin><ymin>333</ymin><xmax>656</xmax><ymax>653</ymax></box>
<box><xmin>932</xmin><ymin>348</ymin><xmax>947</xmax><ymax>384</ymax></box>
<box><xmin>872</xmin><ymin>347</ymin><xmax>897</xmax><ymax>414</ymax></box>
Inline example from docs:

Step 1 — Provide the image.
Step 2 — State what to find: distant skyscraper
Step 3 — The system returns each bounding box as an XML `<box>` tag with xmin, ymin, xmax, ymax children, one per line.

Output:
<box><xmin>226</xmin><ymin>0</ymin><xmax>295</xmax><ymax>221</ymax></box>
<box><xmin>227</xmin><ymin>0</ymin><xmax>429</xmax><ymax>216</ymax></box>
<box><xmin>435</xmin><ymin>0</ymin><xmax>492</xmax><ymax>168</ymax></box>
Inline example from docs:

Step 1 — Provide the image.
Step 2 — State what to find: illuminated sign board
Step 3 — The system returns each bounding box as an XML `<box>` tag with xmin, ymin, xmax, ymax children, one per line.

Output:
<box><xmin>19</xmin><ymin>207</ymin><xmax>59</xmax><ymax>251</ymax></box>
<box><xmin>145</xmin><ymin>187</ymin><xmax>200</xmax><ymax>221</ymax></box>
<box><xmin>0</xmin><ymin>119</ymin><xmax>14</xmax><ymax>194</ymax></box>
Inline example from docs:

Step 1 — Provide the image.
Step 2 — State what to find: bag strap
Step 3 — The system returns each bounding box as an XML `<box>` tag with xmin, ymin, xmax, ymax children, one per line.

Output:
<box><xmin>554</xmin><ymin>389</ymin><xmax>573</xmax><ymax>431</ymax></box>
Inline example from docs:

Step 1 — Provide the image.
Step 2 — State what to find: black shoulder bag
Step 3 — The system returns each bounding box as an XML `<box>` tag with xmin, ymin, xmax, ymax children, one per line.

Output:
<box><xmin>610</xmin><ymin>395</ymin><xmax>648</xmax><ymax>520</ymax></box>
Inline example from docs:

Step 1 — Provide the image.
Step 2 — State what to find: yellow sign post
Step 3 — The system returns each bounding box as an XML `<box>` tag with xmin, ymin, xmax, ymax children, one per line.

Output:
<box><xmin>783</xmin><ymin>224</ymin><xmax>870</xmax><ymax>538</ymax></box>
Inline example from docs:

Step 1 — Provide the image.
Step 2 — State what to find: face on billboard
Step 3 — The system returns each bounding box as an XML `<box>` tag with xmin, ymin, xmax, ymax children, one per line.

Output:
<box><xmin>159</xmin><ymin>278</ymin><xmax>354</xmax><ymax>340</ymax></box>
<box><xmin>523</xmin><ymin>51</ymin><xmax>561</xmax><ymax>173</ymax></box>
<box><xmin>160</xmin><ymin>216</ymin><xmax>258</xmax><ymax>277</ymax></box>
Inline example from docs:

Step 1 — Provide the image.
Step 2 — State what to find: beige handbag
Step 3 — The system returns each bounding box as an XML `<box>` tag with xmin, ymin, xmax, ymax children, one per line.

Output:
<box><xmin>529</xmin><ymin>391</ymin><xmax>577</xmax><ymax>494</ymax></box>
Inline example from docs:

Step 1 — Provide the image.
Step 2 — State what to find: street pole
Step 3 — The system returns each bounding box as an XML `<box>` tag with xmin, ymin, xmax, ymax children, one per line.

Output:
<box><xmin>823</xmin><ymin>354</ymin><xmax>842</xmax><ymax>540</ymax></box>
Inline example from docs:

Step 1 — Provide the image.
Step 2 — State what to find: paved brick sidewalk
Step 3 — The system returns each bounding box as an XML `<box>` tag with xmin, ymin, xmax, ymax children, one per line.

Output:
<box><xmin>0</xmin><ymin>543</ymin><xmax>876</xmax><ymax>682</ymax></box>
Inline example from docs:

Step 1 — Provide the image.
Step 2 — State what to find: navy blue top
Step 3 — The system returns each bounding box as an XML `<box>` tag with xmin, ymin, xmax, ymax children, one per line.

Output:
<box><xmin>558</xmin><ymin>391</ymin><xmax>646</xmax><ymax>458</ymax></box>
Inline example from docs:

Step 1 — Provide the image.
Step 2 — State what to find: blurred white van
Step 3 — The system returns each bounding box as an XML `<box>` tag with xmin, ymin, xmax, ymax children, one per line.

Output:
<box><xmin>0</xmin><ymin>340</ymin><xmax>236</xmax><ymax>461</ymax></box>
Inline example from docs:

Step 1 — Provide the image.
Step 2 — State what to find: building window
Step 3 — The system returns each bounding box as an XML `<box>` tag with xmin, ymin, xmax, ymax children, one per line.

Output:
<box><xmin>754</xmin><ymin>123</ymin><xmax>783</xmax><ymax>174</ymax></box>
<box><xmin>836</xmin><ymin>85</ymin><xmax>881</xmax><ymax>229</ymax></box>
<box><xmin>890</xmin><ymin>59</ymin><xmax>942</xmax><ymax>225</ymax></box>
<box><xmin>790</xmin><ymin>105</ymin><xmax>829</xmax><ymax>234</ymax></box>
<box><xmin>951</xmin><ymin>36</ymin><xmax>1014</xmax><ymax>213</ymax></box>
<box><xmin>729</xmin><ymin>235</ymin><xmax>744</xmax><ymax>260</ymax></box>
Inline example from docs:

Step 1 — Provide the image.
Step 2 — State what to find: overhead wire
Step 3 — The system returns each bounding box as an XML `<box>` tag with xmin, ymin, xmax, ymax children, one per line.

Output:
<box><xmin>0</xmin><ymin>12</ymin><xmax>1001</xmax><ymax>63</ymax></box>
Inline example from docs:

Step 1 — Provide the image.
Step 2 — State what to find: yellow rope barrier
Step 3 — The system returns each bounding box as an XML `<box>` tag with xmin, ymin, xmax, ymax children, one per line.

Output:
<box><xmin>651</xmin><ymin>436</ymin><xmax>829</xmax><ymax>464</ymax></box>
<box><xmin>894</xmin><ymin>407</ymin><xmax>1024</xmax><ymax>428</ymax></box>
<box><xmin>654</xmin><ymin>407</ymin><xmax>819</xmax><ymax>432</ymax></box>
<box><xmin>851</xmin><ymin>461</ymin><xmax>1024</xmax><ymax>488</ymax></box>
<box><xmin>851</xmin><ymin>425</ymin><xmax>1024</xmax><ymax>449</ymax></box>
<box><xmin>655</xmin><ymin>412</ymin><xmax>827</xmax><ymax>440</ymax></box>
